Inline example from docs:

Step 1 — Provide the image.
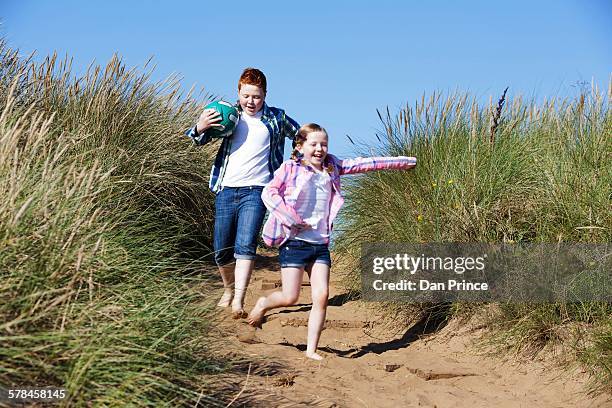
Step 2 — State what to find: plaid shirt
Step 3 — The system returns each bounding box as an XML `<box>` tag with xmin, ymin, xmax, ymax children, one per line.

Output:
<box><xmin>261</xmin><ymin>154</ymin><xmax>417</xmax><ymax>247</ymax></box>
<box><xmin>185</xmin><ymin>103</ymin><xmax>299</xmax><ymax>193</ymax></box>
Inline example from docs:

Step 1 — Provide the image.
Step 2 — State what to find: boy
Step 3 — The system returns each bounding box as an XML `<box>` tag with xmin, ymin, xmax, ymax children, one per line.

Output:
<box><xmin>185</xmin><ymin>68</ymin><xmax>299</xmax><ymax>317</ymax></box>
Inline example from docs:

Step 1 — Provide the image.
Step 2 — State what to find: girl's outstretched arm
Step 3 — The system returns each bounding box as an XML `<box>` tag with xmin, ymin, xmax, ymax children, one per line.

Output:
<box><xmin>261</xmin><ymin>162</ymin><xmax>305</xmax><ymax>228</ymax></box>
<box><xmin>336</xmin><ymin>155</ymin><xmax>417</xmax><ymax>175</ymax></box>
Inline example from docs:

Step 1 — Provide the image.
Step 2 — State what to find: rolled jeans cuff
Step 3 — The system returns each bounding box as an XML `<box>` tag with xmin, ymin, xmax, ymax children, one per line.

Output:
<box><xmin>234</xmin><ymin>253</ymin><xmax>256</xmax><ymax>261</ymax></box>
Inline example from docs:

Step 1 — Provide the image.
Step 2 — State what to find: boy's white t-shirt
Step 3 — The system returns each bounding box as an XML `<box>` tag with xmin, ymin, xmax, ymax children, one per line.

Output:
<box><xmin>221</xmin><ymin>110</ymin><xmax>271</xmax><ymax>187</ymax></box>
<box><xmin>294</xmin><ymin>168</ymin><xmax>332</xmax><ymax>244</ymax></box>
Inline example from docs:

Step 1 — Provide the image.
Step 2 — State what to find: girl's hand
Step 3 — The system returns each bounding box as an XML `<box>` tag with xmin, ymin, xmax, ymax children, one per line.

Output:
<box><xmin>195</xmin><ymin>108</ymin><xmax>223</xmax><ymax>134</ymax></box>
<box><xmin>294</xmin><ymin>222</ymin><xmax>311</xmax><ymax>231</ymax></box>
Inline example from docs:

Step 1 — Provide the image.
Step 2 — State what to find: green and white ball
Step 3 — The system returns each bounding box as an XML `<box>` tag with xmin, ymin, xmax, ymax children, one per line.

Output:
<box><xmin>205</xmin><ymin>100</ymin><xmax>239</xmax><ymax>138</ymax></box>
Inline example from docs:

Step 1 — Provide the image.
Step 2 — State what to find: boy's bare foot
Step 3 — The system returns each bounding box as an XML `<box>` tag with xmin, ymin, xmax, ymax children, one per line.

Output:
<box><xmin>217</xmin><ymin>289</ymin><xmax>233</xmax><ymax>308</ymax></box>
<box><xmin>231</xmin><ymin>287</ymin><xmax>248</xmax><ymax>318</ymax></box>
<box><xmin>231</xmin><ymin>309</ymin><xmax>248</xmax><ymax>319</ymax></box>
<box><xmin>247</xmin><ymin>297</ymin><xmax>267</xmax><ymax>327</ymax></box>
<box><xmin>305</xmin><ymin>351</ymin><xmax>323</xmax><ymax>361</ymax></box>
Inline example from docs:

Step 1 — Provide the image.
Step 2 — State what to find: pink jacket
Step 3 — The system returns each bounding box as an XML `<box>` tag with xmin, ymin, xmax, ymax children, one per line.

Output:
<box><xmin>261</xmin><ymin>154</ymin><xmax>417</xmax><ymax>247</ymax></box>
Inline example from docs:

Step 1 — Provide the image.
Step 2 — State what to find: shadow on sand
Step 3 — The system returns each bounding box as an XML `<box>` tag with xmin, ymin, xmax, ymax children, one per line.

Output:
<box><xmin>278</xmin><ymin>302</ymin><xmax>452</xmax><ymax>358</ymax></box>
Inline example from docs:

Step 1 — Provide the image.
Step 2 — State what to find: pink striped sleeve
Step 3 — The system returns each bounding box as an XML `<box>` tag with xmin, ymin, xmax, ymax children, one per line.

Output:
<box><xmin>261</xmin><ymin>162</ymin><xmax>304</xmax><ymax>228</ymax></box>
<box><xmin>337</xmin><ymin>156</ymin><xmax>417</xmax><ymax>175</ymax></box>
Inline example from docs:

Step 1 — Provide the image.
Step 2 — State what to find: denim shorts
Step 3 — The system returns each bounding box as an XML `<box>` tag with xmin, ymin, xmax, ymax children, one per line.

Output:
<box><xmin>279</xmin><ymin>239</ymin><xmax>331</xmax><ymax>268</ymax></box>
<box><xmin>213</xmin><ymin>186</ymin><xmax>267</xmax><ymax>266</ymax></box>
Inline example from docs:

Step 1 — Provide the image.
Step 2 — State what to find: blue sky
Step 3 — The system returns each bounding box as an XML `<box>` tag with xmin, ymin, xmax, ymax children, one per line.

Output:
<box><xmin>2</xmin><ymin>0</ymin><xmax>610</xmax><ymax>157</ymax></box>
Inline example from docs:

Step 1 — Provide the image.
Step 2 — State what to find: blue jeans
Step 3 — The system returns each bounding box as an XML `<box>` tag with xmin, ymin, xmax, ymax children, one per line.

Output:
<box><xmin>213</xmin><ymin>186</ymin><xmax>267</xmax><ymax>266</ymax></box>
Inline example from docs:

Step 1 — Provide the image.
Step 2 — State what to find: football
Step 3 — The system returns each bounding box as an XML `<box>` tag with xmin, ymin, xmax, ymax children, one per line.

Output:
<box><xmin>204</xmin><ymin>100</ymin><xmax>239</xmax><ymax>138</ymax></box>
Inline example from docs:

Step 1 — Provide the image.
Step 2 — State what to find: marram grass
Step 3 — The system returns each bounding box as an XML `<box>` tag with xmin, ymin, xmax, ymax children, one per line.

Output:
<box><xmin>0</xmin><ymin>41</ymin><xmax>250</xmax><ymax>406</ymax></box>
<box><xmin>334</xmin><ymin>88</ymin><xmax>611</xmax><ymax>394</ymax></box>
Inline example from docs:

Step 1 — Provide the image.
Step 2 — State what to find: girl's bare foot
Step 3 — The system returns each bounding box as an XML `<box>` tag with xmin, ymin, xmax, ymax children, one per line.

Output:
<box><xmin>217</xmin><ymin>289</ymin><xmax>233</xmax><ymax>308</ymax></box>
<box><xmin>305</xmin><ymin>351</ymin><xmax>323</xmax><ymax>361</ymax></box>
<box><xmin>247</xmin><ymin>297</ymin><xmax>267</xmax><ymax>327</ymax></box>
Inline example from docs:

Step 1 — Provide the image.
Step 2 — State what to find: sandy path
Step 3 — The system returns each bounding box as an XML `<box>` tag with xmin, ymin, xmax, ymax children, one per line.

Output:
<box><xmin>221</xmin><ymin>252</ymin><xmax>610</xmax><ymax>408</ymax></box>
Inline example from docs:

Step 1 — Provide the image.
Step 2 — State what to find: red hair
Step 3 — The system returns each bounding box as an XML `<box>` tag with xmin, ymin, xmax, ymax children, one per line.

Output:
<box><xmin>238</xmin><ymin>67</ymin><xmax>267</xmax><ymax>94</ymax></box>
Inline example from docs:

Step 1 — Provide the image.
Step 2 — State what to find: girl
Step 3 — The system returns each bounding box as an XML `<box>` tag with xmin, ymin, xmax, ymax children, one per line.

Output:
<box><xmin>247</xmin><ymin>123</ymin><xmax>416</xmax><ymax>360</ymax></box>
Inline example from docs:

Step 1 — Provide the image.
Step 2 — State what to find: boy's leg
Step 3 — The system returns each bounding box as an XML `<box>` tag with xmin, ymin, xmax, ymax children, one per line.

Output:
<box><xmin>231</xmin><ymin>259</ymin><xmax>253</xmax><ymax>317</ymax></box>
<box><xmin>305</xmin><ymin>261</ymin><xmax>330</xmax><ymax>360</ymax></box>
<box><xmin>247</xmin><ymin>267</ymin><xmax>304</xmax><ymax>326</ymax></box>
<box><xmin>213</xmin><ymin>188</ymin><xmax>238</xmax><ymax>307</ymax></box>
<box><xmin>217</xmin><ymin>264</ymin><xmax>235</xmax><ymax>307</ymax></box>
<box><xmin>232</xmin><ymin>187</ymin><xmax>267</xmax><ymax>315</ymax></box>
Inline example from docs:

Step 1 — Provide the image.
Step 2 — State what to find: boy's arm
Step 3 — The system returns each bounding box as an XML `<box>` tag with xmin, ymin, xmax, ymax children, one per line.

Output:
<box><xmin>337</xmin><ymin>156</ymin><xmax>417</xmax><ymax>175</ymax></box>
<box><xmin>261</xmin><ymin>163</ymin><xmax>305</xmax><ymax>228</ymax></box>
<box><xmin>184</xmin><ymin>107</ymin><xmax>223</xmax><ymax>146</ymax></box>
<box><xmin>184</xmin><ymin>125</ymin><xmax>214</xmax><ymax>146</ymax></box>
<box><xmin>281</xmin><ymin>111</ymin><xmax>300</xmax><ymax>142</ymax></box>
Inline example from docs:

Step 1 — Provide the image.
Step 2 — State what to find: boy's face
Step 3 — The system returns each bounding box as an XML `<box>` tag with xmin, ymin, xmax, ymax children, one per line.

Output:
<box><xmin>298</xmin><ymin>131</ymin><xmax>328</xmax><ymax>170</ymax></box>
<box><xmin>238</xmin><ymin>83</ymin><xmax>265</xmax><ymax>116</ymax></box>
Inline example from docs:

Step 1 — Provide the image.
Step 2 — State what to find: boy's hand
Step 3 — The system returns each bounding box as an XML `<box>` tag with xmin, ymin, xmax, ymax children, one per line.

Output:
<box><xmin>196</xmin><ymin>108</ymin><xmax>223</xmax><ymax>134</ymax></box>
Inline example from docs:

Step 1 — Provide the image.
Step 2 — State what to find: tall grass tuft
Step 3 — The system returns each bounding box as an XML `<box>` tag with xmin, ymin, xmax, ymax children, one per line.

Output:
<box><xmin>334</xmin><ymin>86</ymin><xmax>611</xmax><ymax>394</ymax></box>
<box><xmin>0</xmin><ymin>40</ymin><xmax>244</xmax><ymax>406</ymax></box>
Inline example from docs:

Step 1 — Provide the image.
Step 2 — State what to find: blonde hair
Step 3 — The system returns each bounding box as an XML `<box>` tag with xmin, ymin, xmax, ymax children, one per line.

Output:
<box><xmin>291</xmin><ymin>123</ymin><xmax>333</xmax><ymax>172</ymax></box>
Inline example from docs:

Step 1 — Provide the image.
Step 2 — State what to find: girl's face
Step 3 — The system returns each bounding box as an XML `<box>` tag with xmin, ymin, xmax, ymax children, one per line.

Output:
<box><xmin>298</xmin><ymin>131</ymin><xmax>328</xmax><ymax>170</ymax></box>
<box><xmin>238</xmin><ymin>83</ymin><xmax>265</xmax><ymax>116</ymax></box>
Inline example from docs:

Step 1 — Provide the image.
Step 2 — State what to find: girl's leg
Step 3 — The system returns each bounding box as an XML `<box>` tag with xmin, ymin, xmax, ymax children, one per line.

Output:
<box><xmin>305</xmin><ymin>262</ymin><xmax>330</xmax><ymax>360</ymax></box>
<box><xmin>247</xmin><ymin>267</ymin><xmax>304</xmax><ymax>326</ymax></box>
